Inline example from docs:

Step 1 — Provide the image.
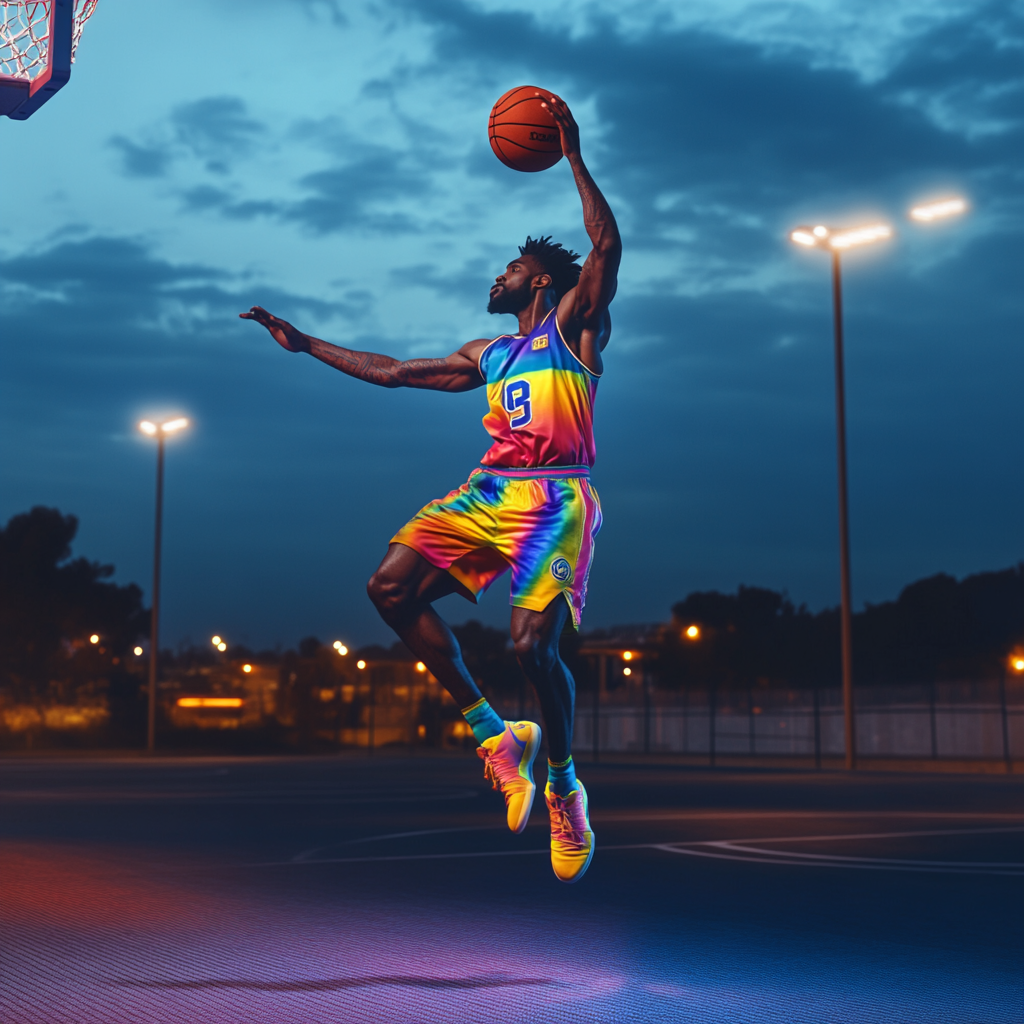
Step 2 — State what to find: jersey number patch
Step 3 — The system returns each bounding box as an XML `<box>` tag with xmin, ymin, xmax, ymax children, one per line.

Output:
<box><xmin>503</xmin><ymin>380</ymin><xmax>532</xmax><ymax>429</ymax></box>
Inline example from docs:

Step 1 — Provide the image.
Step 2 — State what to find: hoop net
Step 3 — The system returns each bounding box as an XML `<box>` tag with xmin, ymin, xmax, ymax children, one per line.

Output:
<box><xmin>0</xmin><ymin>1</ymin><xmax>98</xmax><ymax>81</ymax></box>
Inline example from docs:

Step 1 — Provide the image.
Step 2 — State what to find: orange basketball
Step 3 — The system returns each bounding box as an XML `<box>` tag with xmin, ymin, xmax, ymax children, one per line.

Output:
<box><xmin>488</xmin><ymin>86</ymin><xmax>564</xmax><ymax>173</ymax></box>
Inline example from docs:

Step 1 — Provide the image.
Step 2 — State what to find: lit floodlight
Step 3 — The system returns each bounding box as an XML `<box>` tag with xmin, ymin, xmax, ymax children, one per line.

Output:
<box><xmin>829</xmin><ymin>224</ymin><xmax>892</xmax><ymax>250</ymax></box>
<box><xmin>134</xmin><ymin>646</ymin><xmax>144</xmax><ymax>656</ymax></box>
<box><xmin>910</xmin><ymin>197</ymin><xmax>967</xmax><ymax>222</ymax></box>
<box><xmin>685</xmin><ymin>625</ymin><xmax>700</xmax><ymax>639</ymax></box>
<box><xmin>162</xmin><ymin>417</ymin><xmax>189</xmax><ymax>434</ymax></box>
<box><xmin>139</xmin><ymin>420</ymin><xmax>157</xmax><ymax>436</ymax></box>
<box><xmin>791</xmin><ymin>229</ymin><xmax>817</xmax><ymax>247</ymax></box>
<box><xmin>243</xmin><ymin>664</ymin><xmax>252</xmax><ymax>673</ymax></box>
<box><xmin>211</xmin><ymin>635</ymin><xmax>222</xmax><ymax>646</ymax></box>
<box><xmin>623</xmin><ymin>667</ymin><xmax>632</xmax><ymax>677</ymax></box>
<box><xmin>622</xmin><ymin>651</ymin><xmax>634</xmax><ymax>661</ymax></box>
<box><xmin>333</xmin><ymin>640</ymin><xmax>349</xmax><ymax>655</ymax></box>
<box><xmin>217</xmin><ymin>642</ymin><xmax>227</xmax><ymax>652</ymax></box>
<box><xmin>1012</xmin><ymin>657</ymin><xmax>1024</xmax><ymax>674</ymax></box>
<box><xmin>357</xmin><ymin>660</ymin><xmax>367</xmax><ymax>670</ymax></box>
<box><xmin>89</xmin><ymin>634</ymin><xmax>100</xmax><ymax>644</ymax></box>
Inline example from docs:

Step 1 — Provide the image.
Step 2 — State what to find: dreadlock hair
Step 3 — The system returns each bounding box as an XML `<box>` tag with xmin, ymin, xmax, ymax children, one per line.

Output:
<box><xmin>519</xmin><ymin>235</ymin><xmax>583</xmax><ymax>300</ymax></box>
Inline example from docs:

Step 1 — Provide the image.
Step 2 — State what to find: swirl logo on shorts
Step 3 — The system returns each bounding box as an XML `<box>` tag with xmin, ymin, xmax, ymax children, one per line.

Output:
<box><xmin>550</xmin><ymin>557</ymin><xmax>573</xmax><ymax>582</ymax></box>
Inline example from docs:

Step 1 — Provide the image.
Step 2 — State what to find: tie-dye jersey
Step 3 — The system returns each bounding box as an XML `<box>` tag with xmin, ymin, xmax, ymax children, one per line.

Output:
<box><xmin>478</xmin><ymin>308</ymin><xmax>599</xmax><ymax>469</ymax></box>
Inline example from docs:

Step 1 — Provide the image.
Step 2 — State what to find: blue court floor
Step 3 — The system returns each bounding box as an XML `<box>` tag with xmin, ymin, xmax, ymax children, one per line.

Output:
<box><xmin>2</xmin><ymin>754</ymin><xmax>1021</xmax><ymax>1023</ymax></box>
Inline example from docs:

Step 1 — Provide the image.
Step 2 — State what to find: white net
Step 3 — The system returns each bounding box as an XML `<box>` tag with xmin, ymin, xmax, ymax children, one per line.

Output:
<box><xmin>0</xmin><ymin>0</ymin><xmax>98</xmax><ymax>81</ymax></box>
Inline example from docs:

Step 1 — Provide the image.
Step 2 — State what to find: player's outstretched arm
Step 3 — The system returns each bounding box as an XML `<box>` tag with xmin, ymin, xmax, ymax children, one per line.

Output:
<box><xmin>239</xmin><ymin>307</ymin><xmax>487</xmax><ymax>392</ymax></box>
<box><xmin>542</xmin><ymin>93</ymin><xmax>621</xmax><ymax>372</ymax></box>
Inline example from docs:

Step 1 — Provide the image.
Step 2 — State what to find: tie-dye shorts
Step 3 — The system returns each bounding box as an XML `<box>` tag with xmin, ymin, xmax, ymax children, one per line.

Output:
<box><xmin>390</xmin><ymin>466</ymin><xmax>602</xmax><ymax>628</ymax></box>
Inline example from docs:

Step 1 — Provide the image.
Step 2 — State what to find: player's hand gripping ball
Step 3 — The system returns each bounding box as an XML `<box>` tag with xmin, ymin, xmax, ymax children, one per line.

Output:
<box><xmin>488</xmin><ymin>86</ymin><xmax>564</xmax><ymax>172</ymax></box>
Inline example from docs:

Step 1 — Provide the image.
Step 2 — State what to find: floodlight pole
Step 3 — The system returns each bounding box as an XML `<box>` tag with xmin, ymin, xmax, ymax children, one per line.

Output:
<box><xmin>830</xmin><ymin>250</ymin><xmax>856</xmax><ymax>770</ymax></box>
<box><xmin>147</xmin><ymin>435</ymin><xmax>165</xmax><ymax>754</ymax></box>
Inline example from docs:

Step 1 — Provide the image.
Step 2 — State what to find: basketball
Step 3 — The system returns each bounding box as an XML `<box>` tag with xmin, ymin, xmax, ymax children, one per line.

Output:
<box><xmin>488</xmin><ymin>86</ymin><xmax>564</xmax><ymax>173</ymax></box>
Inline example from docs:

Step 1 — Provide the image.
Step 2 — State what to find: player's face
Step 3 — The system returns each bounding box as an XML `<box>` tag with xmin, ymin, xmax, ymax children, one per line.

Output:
<box><xmin>487</xmin><ymin>256</ymin><xmax>545</xmax><ymax>314</ymax></box>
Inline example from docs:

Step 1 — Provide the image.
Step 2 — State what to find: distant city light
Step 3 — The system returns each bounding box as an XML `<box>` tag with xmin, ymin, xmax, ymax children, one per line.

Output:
<box><xmin>828</xmin><ymin>223</ymin><xmax>891</xmax><ymax>250</ymax></box>
<box><xmin>415</xmin><ymin>661</ymin><xmax>427</xmax><ymax>672</ymax></box>
<box><xmin>1012</xmin><ymin>657</ymin><xmax>1024</xmax><ymax>674</ymax></box>
<box><xmin>242</xmin><ymin>664</ymin><xmax>252</xmax><ymax>673</ymax></box>
<box><xmin>685</xmin><ymin>625</ymin><xmax>700</xmax><ymax>639</ymax></box>
<box><xmin>211</xmin><ymin>635</ymin><xmax>222</xmax><ymax>646</ymax></box>
<box><xmin>177</xmin><ymin>697</ymin><xmax>243</xmax><ymax>708</ymax></box>
<box><xmin>333</xmin><ymin>641</ymin><xmax>349</xmax><ymax>655</ymax></box>
<box><xmin>89</xmin><ymin>634</ymin><xmax>99</xmax><ymax>644</ymax></box>
<box><xmin>910</xmin><ymin>197</ymin><xmax>967</xmax><ymax>222</ymax></box>
<box><xmin>622</xmin><ymin>651</ymin><xmax>634</xmax><ymax>661</ymax></box>
<box><xmin>217</xmin><ymin>642</ymin><xmax>227</xmax><ymax>652</ymax></box>
<box><xmin>357</xmin><ymin>660</ymin><xmax>367</xmax><ymax>670</ymax></box>
<box><xmin>622</xmin><ymin>667</ymin><xmax>632</xmax><ymax>677</ymax></box>
<box><xmin>133</xmin><ymin>646</ymin><xmax>143</xmax><ymax>656</ymax></box>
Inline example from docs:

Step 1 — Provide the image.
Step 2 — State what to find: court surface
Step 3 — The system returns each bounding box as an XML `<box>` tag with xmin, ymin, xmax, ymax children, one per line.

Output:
<box><xmin>2</xmin><ymin>753</ymin><xmax>1021</xmax><ymax>1023</ymax></box>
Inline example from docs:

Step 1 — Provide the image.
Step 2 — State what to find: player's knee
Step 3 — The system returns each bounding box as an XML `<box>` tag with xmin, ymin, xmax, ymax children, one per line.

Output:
<box><xmin>367</xmin><ymin>571</ymin><xmax>411</xmax><ymax>617</ymax></box>
<box><xmin>513</xmin><ymin>632</ymin><xmax>558</xmax><ymax>674</ymax></box>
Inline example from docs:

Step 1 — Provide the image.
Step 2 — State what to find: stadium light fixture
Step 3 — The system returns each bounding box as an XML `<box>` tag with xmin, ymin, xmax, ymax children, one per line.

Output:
<box><xmin>910</xmin><ymin>197</ymin><xmax>967</xmax><ymax>222</ymax></box>
<box><xmin>137</xmin><ymin>414</ymin><xmax>191</xmax><ymax>754</ymax></box>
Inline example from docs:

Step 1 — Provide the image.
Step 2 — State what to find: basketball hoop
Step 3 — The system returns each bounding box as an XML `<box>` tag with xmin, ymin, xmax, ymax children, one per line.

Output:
<box><xmin>1</xmin><ymin>0</ymin><xmax>98</xmax><ymax>120</ymax></box>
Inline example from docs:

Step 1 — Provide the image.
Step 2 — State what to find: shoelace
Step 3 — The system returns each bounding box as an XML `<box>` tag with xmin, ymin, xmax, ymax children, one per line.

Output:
<box><xmin>477</xmin><ymin>744</ymin><xmax>517</xmax><ymax>795</ymax></box>
<box><xmin>547</xmin><ymin>793</ymin><xmax>587</xmax><ymax>845</ymax></box>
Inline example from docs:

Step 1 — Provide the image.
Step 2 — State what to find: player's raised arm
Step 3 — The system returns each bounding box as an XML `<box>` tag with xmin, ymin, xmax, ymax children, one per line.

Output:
<box><xmin>239</xmin><ymin>306</ymin><xmax>487</xmax><ymax>393</ymax></box>
<box><xmin>542</xmin><ymin>94</ymin><xmax>621</xmax><ymax>364</ymax></box>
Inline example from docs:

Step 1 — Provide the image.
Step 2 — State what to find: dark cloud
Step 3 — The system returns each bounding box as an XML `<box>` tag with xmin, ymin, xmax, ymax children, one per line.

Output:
<box><xmin>178</xmin><ymin>147</ymin><xmax>434</xmax><ymax>234</ymax></box>
<box><xmin>108</xmin><ymin>96</ymin><xmax>266</xmax><ymax>180</ymax></box>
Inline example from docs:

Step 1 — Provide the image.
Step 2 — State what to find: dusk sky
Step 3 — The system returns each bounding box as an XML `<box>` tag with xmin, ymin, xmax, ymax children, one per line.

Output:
<box><xmin>1</xmin><ymin>0</ymin><xmax>1021</xmax><ymax>650</ymax></box>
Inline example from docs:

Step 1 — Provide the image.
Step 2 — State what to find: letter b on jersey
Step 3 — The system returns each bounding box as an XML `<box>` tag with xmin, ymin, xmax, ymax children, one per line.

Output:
<box><xmin>504</xmin><ymin>379</ymin><xmax>532</xmax><ymax>429</ymax></box>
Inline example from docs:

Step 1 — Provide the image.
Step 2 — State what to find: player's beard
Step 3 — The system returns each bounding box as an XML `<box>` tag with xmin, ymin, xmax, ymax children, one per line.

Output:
<box><xmin>487</xmin><ymin>280</ymin><xmax>531</xmax><ymax>315</ymax></box>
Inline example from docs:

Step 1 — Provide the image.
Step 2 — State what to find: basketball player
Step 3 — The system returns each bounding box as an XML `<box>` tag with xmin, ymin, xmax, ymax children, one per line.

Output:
<box><xmin>242</xmin><ymin>94</ymin><xmax>620</xmax><ymax>883</ymax></box>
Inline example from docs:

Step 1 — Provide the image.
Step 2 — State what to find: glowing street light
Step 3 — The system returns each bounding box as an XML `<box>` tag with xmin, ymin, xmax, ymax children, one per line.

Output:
<box><xmin>332</xmin><ymin>641</ymin><xmax>349</xmax><ymax>656</ymax></box>
<box><xmin>789</xmin><ymin>222</ymin><xmax>892</xmax><ymax>770</ymax></box>
<box><xmin>415</xmin><ymin>661</ymin><xmax>427</xmax><ymax>673</ymax></box>
<box><xmin>133</xmin><ymin>646</ymin><xmax>144</xmax><ymax>656</ymax></box>
<box><xmin>242</xmin><ymin>664</ymin><xmax>252</xmax><ymax>673</ymax></box>
<box><xmin>211</xmin><ymin>635</ymin><xmax>222</xmax><ymax>646</ymax></box>
<box><xmin>622</xmin><ymin>667</ymin><xmax>632</xmax><ymax>677</ymax></box>
<box><xmin>685</xmin><ymin>625</ymin><xmax>700</xmax><ymax>640</ymax></box>
<box><xmin>1012</xmin><ymin>657</ymin><xmax>1024</xmax><ymax>674</ymax></box>
<box><xmin>357</xmin><ymin>660</ymin><xmax>367</xmax><ymax>670</ymax></box>
<box><xmin>622</xmin><ymin>651</ymin><xmax>634</xmax><ymax>661</ymax></box>
<box><xmin>89</xmin><ymin>634</ymin><xmax>100</xmax><ymax>644</ymax></box>
<box><xmin>137</xmin><ymin>415</ymin><xmax>190</xmax><ymax>753</ymax></box>
<box><xmin>910</xmin><ymin>197</ymin><xmax>967</xmax><ymax>222</ymax></box>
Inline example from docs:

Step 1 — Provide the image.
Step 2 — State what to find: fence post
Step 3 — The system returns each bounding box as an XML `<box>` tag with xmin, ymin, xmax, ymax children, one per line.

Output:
<box><xmin>709</xmin><ymin>683</ymin><xmax>717</xmax><ymax>767</ymax></box>
<box><xmin>748</xmin><ymin>687</ymin><xmax>755</xmax><ymax>755</ymax></box>
<box><xmin>594</xmin><ymin>654</ymin><xmax>605</xmax><ymax>762</ymax></box>
<box><xmin>643</xmin><ymin>669</ymin><xmax>651</xmax><ymax>754</ymax></box>
<box><xmin>368</xmin><ymin>669</ymin><xmax>376</xmax><ymax>756</ymax></box>
<box><xmin>813</xmin><ymin>685</ymin><xmax>822</xmax><ymax>770</ymax></box>
<box><xmin>929</xmin><ymin>681</ymin><xmax>938</xmax><ymax>759</ymax></box>
<box><xmin>999</xmin><ymin>670</ymin><xmax>1011</xmax><ymax>772</ymax></box>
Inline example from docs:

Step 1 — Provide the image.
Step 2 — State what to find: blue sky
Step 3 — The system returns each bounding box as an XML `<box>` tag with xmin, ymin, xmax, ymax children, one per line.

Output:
<box><xmin>1</xmin><ymin>0</ymin><xmax>1021</xmax><ymax>650</ymax></box>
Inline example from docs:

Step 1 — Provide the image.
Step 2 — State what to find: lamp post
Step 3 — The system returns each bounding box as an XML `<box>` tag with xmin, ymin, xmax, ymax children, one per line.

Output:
<box><xmin>790</xmin><ymin>223</ymin><xmax>892</xmax><ymax>769</ymax></box>
<box><xmin>138</xmin><ymin>416</ymin><xmax>189</xmax><ymax>753</ymax></box>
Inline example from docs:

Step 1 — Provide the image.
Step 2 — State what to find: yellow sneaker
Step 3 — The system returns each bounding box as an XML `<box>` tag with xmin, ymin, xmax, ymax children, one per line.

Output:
<box><xmin>545</xmin><ymin>781</ymin><xmax>594</xmax><ymax>883</ymax></box>
<box><xmin>477</xmin><ymin>721</ymin><xmax>541</xmax><ymax>833</ymax></box>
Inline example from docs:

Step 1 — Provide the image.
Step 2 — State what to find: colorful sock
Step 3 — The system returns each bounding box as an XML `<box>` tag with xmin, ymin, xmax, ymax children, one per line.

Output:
<box><xmin>461</xmin><ymin>697</ymin><xmax>505</xmax><ymax>745</ymax></box>
<box><xmin>547</xmin><ymin>756</ymin><xmax>578</xmax><ymax>797</ymax></box>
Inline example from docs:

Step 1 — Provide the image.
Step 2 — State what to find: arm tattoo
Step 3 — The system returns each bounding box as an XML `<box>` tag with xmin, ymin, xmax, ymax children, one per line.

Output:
<box><xmin>308</xmin><ymin>338</ymin><xmax>462</xmax><ymax>390</ymax></box>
